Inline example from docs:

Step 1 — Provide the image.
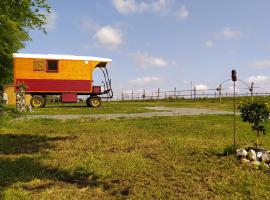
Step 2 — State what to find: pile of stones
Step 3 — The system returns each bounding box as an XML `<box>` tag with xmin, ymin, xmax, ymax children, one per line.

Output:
<box><xmin>16</xmin><ymin>86</ymin><xmax>26</xmax><ymax>112</ymax></box>
<box><xmin>236</xmin><ymin>148</ymin><xmax>270</xmax><ymax>169</ymax></box>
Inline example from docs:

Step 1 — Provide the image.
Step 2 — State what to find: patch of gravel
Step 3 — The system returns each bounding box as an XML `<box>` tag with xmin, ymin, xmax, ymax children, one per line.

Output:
<box><xmin>17</xmin><ymin>107</ymin><xmax>233</xmax><ymax>120</ymax></box>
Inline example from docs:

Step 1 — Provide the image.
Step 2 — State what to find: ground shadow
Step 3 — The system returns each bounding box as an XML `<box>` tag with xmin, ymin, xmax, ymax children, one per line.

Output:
<box><xmin>44</xmin><ymin>105</ymin><xmax>87</xmax><ymax>108</ymax></box>
<box><xmin>0</xmin><ymin>134</ymin><xmax>76</xmax><ymax>154</ymax></box>
<box><xmin>0</xmin><ymin>134</ymin><xmax>110</xmax><ymax>199</ymax></box>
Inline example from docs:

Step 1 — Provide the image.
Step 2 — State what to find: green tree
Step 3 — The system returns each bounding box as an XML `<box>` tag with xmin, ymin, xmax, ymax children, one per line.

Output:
<box><xmin>0</xmin><ymin>0</ymin><xmax>50</xmax><ymax>88</ymax></box>
<box><xmin>239</xmin><ymin>101</ymin><xmax>270</xmax><ymax>148</ymax></box>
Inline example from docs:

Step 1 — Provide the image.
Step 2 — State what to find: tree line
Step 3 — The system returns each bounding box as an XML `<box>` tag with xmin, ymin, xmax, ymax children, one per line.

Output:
<box><xmin>0</xmin><ymin>0</ymin><xmax>50</xmax><ymax>90</ymax></box>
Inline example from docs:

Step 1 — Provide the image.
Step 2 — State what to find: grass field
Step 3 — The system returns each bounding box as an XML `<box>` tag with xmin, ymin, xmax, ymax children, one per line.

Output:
<box><xmin>1</xmin><ymin>98</ymin><xmax>270</xmax><ymax>199</ymax></box>
<box><xmin>6</xmin><ymin>96</ymin><xmax>269</xmax><ymax>115</ymax></box>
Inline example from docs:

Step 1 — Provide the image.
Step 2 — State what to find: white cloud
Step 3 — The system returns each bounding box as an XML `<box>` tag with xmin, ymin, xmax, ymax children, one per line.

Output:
<box><xmin>246</xmin><ymin>75</ymin><xmax>268</xmax><ymax>83</ymax></box>
<box><xmin>152</xmin><ymin>0</ymin><xmax>172</xmax><ymax>12</ymax></box>
<box><xmin>123</xmin><ymin>88</ymin><xmax>145</xmax><ymax>93</ymax></box>
<box><xmin>205</xmin><ymin>40</ymin><xmax>214</xmax><ymax>48</ymax></box>
<box><xmin>220</xmin><ymin>27</ymin><xmax>245</xmax><ymax>39</ymax></box>
<box><xmin>94</xmin><ymin>26</ymin><xmax>123</xmax><ymax>50</ymax></box>
<box><xmin>195</xmin><ymin>84</ymin><xmax>208</xmax><ymax>90</ymax></box>
<box><xmin>205</xmin><ymin>27</ymin><xmax>245</xmax><ymax>47</ymax></box>
<box><xmin>252</xmin><ymin>60</ymin><xmax>270</xmax><ymax>68</ymax></box>
<box><xmin>129</xmin><ymin>76</ymin><xmax>163</xmax><ymax>85</ymax></box>
<box><xmin>183</xmin><ymin>80</ymin><xmax>189</xmax><ymax>85</ymax></box>
<box><xmin>112</xmin><ymin>0</ymin><xmax>172</xmax><ymax>14</ymax></box>
<box><xmin>175</xmin><ymin>5</ymin><xmax>189</xmax><ymax>20</ymax></box>
<box><xmin>131</xmin><ymin>51</ymin><xmax>168</xmax><ymax>68</ymax></box>
<box><xmin>45</xmin><ymin>10</ymin><xmax>58</xmax><ymax>31</ymax></box>
<box><xmin>171</xmin><ymin>60</ymin><xmax>177</xmax><ymax>66</ymax></box>
<box><xmin>112</xmin><ymin>0</ymin><xmax>137</xmax><ymax>14</ymax></box>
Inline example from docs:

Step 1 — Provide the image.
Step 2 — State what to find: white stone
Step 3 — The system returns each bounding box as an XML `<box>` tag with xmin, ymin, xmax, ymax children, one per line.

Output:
<box><xmin>236</xmin><ymin>149</ymin><xmax>248</xmax><ymax>158</ymax></box>
<box><xmin>247</xmin><ymin>149</ymin><xmax>257</xmax><ymax>161</ymax></box>
<box><xmin>261</xmin><ymin>152</ymin><xmax>270</xmax><ymax>163</ymax></box>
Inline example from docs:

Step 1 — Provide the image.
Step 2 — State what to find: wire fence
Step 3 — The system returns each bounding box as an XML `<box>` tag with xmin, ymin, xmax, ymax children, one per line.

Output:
<box><xmin>114</xmin><ymin>86</ymin><xmax>270</xmax><ymax>101</ymax></box>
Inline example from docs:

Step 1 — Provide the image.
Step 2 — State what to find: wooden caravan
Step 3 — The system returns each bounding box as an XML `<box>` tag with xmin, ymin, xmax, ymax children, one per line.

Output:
<box><xmin>13</xmin><ymin>53</ymin><xmax>113</xmax><ymax>108</ymax></box>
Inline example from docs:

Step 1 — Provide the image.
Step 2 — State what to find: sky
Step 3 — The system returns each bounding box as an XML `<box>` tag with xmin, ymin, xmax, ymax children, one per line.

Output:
<box><xmin>21</xmin><ymin>0</ymin><xmax>270</xmax><ymax>97</ymax></box>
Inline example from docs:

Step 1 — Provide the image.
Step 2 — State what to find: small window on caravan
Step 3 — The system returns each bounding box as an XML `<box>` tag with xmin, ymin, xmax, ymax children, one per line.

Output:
<box><xmin>47</xmin><ymin>60</ymin><xmax>58</xmax><ymax>72</ymax></box>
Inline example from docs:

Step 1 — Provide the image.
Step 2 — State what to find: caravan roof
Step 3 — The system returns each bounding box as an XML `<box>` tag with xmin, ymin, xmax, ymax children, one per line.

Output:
<box><xmin>13</xmin><ymin>53</ymin><xmax>112</xmax><ymax>63</ymax></box>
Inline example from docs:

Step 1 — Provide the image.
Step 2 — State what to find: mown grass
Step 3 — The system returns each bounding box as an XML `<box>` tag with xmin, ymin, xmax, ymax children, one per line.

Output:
<box><xmin>33</xmin><ymin>96</ymin><xmax>270</xmax><ymax>114</ymax></box>
<box><xmin>5</xmin><ymin>95</ymin><xmax>270</xmax><ymax>115</ymax></box>
<box><xmin>1</xmin><ymin>106</ymin><xmax>270</xmax><ymax>199</ymax></box>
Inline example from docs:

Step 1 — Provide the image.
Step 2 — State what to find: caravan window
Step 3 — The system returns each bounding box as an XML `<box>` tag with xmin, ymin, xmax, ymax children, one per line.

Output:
<box><xmin>47</xmin><ymin>60</ymin><xmax>58</xmax><ymax>72</ymax></box>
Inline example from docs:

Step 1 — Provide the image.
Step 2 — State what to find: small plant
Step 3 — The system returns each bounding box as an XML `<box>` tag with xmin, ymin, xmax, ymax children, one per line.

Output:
<box><xmin>239</xmin><ymin>101</ymin><xmax>270</xmax><ymax>148</ymax></box>
<box><xmin>223</xmin><ymin>144</ymin><xmax>235</xmax><ymax>156</ymax></box>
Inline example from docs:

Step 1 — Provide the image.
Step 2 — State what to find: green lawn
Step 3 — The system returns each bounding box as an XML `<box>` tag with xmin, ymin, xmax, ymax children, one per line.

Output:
<box><xmin>1</xmin><ymin>101</ymin><xmax>270</xmax><ymax>199</ymax></box>
<box><xmin>5</xmin><ymin>96</ymin><xmax>270</xmax><ymax>115</ymax></box>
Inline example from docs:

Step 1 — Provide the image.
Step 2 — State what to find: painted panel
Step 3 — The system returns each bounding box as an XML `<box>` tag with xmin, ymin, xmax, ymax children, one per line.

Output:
<box><xmin>16</xmin><ymin>79</ymin><xmax>91</xmax><ymax>93</ymax></box>
<box><xmin>33</xmin><ymin>59</ymin><xmax>46</xmax><ymax>71</ymax></box>
<box><xmin>14</xmin><ymin>58</ymin><xmax>97</xmax><ymax>81</ymax></box>
<box><xmin>62</xmin><ymin>93</ymin><xmax>77</xmax><ymax>103</ymax></box>
<box><xmin>93</xmin><ymin>86</ymin><xmax>101</xmax><ymax>94</ymax></box>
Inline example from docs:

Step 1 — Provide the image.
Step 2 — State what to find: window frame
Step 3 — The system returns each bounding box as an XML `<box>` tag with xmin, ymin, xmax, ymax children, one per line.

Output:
<box><xmin>46</xmin><ymin>60</ymin><xmax>59</xmax><ymax>72</ymax></box>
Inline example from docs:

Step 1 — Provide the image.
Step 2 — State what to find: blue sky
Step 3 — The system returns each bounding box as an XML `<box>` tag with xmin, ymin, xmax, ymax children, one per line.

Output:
<box><xmin>21</xmin><ymin>0</ymin><xmax>270</xmax><ymax>96</ymax></box>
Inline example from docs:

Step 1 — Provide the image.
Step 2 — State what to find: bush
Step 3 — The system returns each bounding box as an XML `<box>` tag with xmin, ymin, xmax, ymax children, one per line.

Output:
<box><xmin>239</xmin><ymin>101</ymin><xmax>270</xmax><ymax>148</ymax></box>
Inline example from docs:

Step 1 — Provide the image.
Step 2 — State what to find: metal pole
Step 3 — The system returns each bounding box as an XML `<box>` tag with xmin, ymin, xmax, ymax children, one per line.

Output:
<box><xmin>233</xmin><ymin>81</ymin><xmax>236</xmax><ymax>150</ymax></box>
<box><xmin>157</xmin><ymin>88</ymin><xmax>160</xmax><ymax>101</ymax></box>
<box><xmin>191</xmin><ymin>81</ymin><xmax>193</xmax><ymax>100</ymax></box>
<box><xmin>250</xmin><ymin>82</ymin><xmax>254</xmax><ymax>102</ymax></box>
<box><xmin>194</xmin><ymin>87</ymin><xmax>196</xmax><ymax>102</ymax></box>
<box><xmin>174</xmin><ymin>87</ymin><xmax>176</xmax><ymax>101</ymax></box>
<box><xmin>143</xmin><ymin>89</ymin><xmax>146</xmax><ymax>101</ymax></box>
<box><xmin>219</xmin><ymin>84</ymin><xmax>222</xmax><ymax>103</ymax></box>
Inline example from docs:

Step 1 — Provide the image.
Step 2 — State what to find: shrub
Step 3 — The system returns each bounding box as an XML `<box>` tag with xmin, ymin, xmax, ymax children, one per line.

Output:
<box><xmin>239</xmin><ymin>101</ymin><xmax>270</xmax><ymax>148</ymax></box>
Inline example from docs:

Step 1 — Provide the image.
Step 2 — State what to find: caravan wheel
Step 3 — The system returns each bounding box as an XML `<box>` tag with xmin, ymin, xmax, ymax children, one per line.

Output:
<box><xmin>86</xmin><ymin>96</ymin><xmax>101</xmax><ymax>108</ymax></box>
<box><xmin>30</xmin><ymin>95</ymin><xmax>46</xmax><ymax>108</ymax></box>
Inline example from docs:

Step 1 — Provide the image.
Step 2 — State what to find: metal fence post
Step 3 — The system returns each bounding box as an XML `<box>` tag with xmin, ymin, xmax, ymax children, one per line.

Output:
<box><xmin>143</xmin><ymin>89</ymin><xmax>146</xmax><ymax>101</ymax></box>
<box><xmin>250</xmin><ymin>82</ymin><xmax>254</xmax><ymax>102</ymax></box>
<box><xmin>174</xmin><ymin>87</ymin><xmax>176</xmax><ymax>101</ymax></box>
<box><xmin>194</xmin><ymin>87</ymin><xmax>196</xmax><ymax>101</ymax></box>
<box><xmin>219</xmin><ymin>84</ymin><xmax>222</xmax><ymax>103</ymax></box>
<box><xmin>157</xmin><ymin>88</ymin><xmax>160</xmax><ymax>101</ymax></box>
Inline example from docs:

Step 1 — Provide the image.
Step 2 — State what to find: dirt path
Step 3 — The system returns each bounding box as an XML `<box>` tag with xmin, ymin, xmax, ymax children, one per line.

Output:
<box><xmin>19</xmin><ymin>107</ymin><xmax>233</xmax><ymax>120</ymax></box>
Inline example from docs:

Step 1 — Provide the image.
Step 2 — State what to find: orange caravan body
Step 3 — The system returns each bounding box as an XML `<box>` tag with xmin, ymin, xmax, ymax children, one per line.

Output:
<box><xmin>13</xmin><ymin>53</ymin><xmax>113</xmax><ymax>107</ymax></box>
